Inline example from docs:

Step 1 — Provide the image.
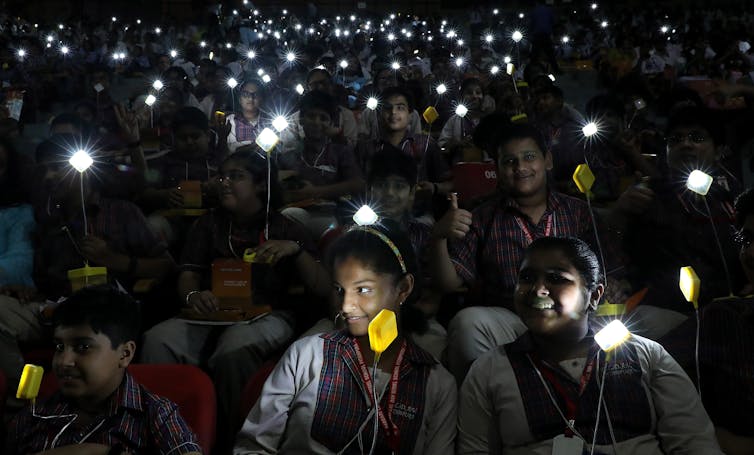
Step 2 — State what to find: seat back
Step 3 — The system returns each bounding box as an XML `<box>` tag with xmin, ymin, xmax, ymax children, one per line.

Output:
<box><xmin>38</xmin><ymin>364</ymin><xmax>216</xmax><ymax>454</ymax></box>
<box><xmin>452</xmin><ymin>162</ymin><xmax>499</xmax><ymax>206</ymax></box>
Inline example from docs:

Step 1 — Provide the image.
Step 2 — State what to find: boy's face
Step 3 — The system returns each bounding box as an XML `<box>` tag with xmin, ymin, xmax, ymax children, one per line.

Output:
<box><xmin>497</xmin><ymin>138</ymin><xmax>552</xmax><ymax>198</ymax></box>
<box><xmin>174</xmin><ymin>125</ymin><xmax>210</xmax><ymax>157</ymax></box>
<box><xmin>370</xmin><ymin>174</ymin><xmax>415</xmax><ymax>220</ymax></box>
<box><xmin>380</xmin><ymin>95</ymin><xmax>410</xmax><ymax>133</ymax></box>
<box><xmin>301</xmin><ymin>108</ymin><xmax>332</xmax><ymax>141</ymax></box>
<box><xmin>53</xmin><ymin>324</ymin><xmax>134</xmax><ymax>408</ymax></box>
<box><xmin>665</xmin><ymin>125</ymin><xmax>716</xmax><ymax>173</ymax></box>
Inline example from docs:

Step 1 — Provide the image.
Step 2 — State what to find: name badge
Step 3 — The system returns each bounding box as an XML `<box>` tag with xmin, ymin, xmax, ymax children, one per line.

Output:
<box><xmin>552</xmin><ymin>434</ymin><xmax>583</xmax><ymax>455</ymax></box>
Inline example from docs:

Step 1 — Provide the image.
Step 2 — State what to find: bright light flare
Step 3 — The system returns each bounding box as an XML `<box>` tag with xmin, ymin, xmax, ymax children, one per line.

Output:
<box><xmin>227</xmin><ymin>78</ymin><xmax>238</xmax><ymax>89</ymax></box>
<box><xmin>255</xmin><ymin>128</ymin><xmax>280</xmax><ymax>152</ymax></box>
<box><xmin>594</xmin><ymin>320</ymin><xmax>631</xmax><ymax>352</ymax></box>
<box><xmin>582</xmin><ymin>122</ymin><xmax>599</xmax><ymax>137</ymax></box>
<box><xmin>455</xmin><ymin>104</ymin><xmax>468</xmax><ymax>117</ymax></box>
<box><xmin>69</xmin><ymin>149</ymin><xmax>93</xmax><ymax>172</ymax></box>
<box><xmin>686</xmin><ymin>170</ymin><xmax>713</xmax><ymax>196</ymax></box>
<box><xmin>295</xmin><ymin>83</ymin><xmax>304</xmax><ymax>95</ymax></box>
<box><xmin>152</xmin><ymin>79</ymin><xmax>164</xmax><ymax>90</ymax></box>
<box><xmin>272</xmin><ymin>116</ymin><xmax>289</xmax><ymax>132</ymax></box>
<box><xmin>144</xmin><ymin>94</ymin><xmax>157</xmax><ymax>106</ymax></box>
<box><xmin>511</xmin><ymin>30</ymin><xmax>523</xmax><ymax>43</ymax></box>
<box><xmin>366</xmin><ymin>97</ymin><xmax>379</xmax><ymax>110</ymax></box>
<box><xmin>353</xmin><ymin>205</ymin><xmax>379</xmax><ymax>226</ymax></box>
<box><xmin>436</xmin><ymin>83</ymin><xmax>447</xmax><ymax>95</ymax></box>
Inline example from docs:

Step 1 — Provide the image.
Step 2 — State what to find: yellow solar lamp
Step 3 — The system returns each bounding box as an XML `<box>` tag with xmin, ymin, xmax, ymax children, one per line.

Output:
<box><xmin>16</xmin><ymin>364</ymin><xmax>44</xmax><ymax>400</ymax></box>
<box><xmin>573</xmin><ymin>163</ymin><xmax>595</xmax><ymax>195</ymax></box>
<box><xmin>255</xmin><ymin>128</ymin><xmax>280</xmax><ymax>154</ymax></box>
<box><xmin>510</xmin><ymin>113</ymin><xmax>528</xmax><ymax>123</ymax></box>
<box><xmin>679</xmin><ymin>266</ymin><xmax>701</xmax><ymax>309</ymax></box>
<box><xmin>423</xmin><ymin>106</ymin><xmax>439</xmax><ymax>124</ymax></box>
<box><xmin>595</xmin><ymin>302</ymin><xmax>625</xmax><ymax>317</ymax></box>
<box><xmin>594</xmin><ymin>320</ymin><xmax>631</xmax><ymax>352</ymax></box>
<box><xmin>686</xmin><ymin>170</ymin><xmax>713</xmax><ymax>196</ymax></box>
<box><xmin>67</xmin><ymin>265</ymin><xmax>108</xmax><ymax>292</ymax></box>
<box><xmin>368</xmin><ymin>309</ymin><xmax>398</xmax><ymax>355</ymax></box>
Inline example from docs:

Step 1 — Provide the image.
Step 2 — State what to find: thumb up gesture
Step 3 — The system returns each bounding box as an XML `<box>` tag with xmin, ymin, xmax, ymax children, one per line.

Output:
<box><xmin>432</xmin><ymin>193</ymin><xmax>473</xmax><ymax>241</ymax></box>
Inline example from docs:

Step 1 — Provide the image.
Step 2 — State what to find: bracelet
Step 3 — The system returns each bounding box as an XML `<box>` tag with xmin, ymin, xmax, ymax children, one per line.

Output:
<box><xmin>185</xmin><ymin>290</ymin><xmax>201</xmax><ymax>306</ymax></box>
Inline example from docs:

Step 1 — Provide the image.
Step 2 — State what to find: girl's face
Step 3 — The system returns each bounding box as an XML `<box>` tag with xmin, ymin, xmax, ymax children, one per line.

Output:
<box><xmin>513</xmin><ymin>248</ymin><xmax>600</xmax><ymax>338</ymax></box>
<box><xmin>238</xmin><ymin>82</ymin><xmax>262</xmax><ymax>113</ymax></box>
<box><xmin>219</xmin><ymin>160</ymin><xmax>263</xmax><ymax>214</ymax></box>
<box><xmin>462</xmin><ymin>84</ymin><xmax>484</xmax><ymax>110</ymax></box>
<box><xmin>334</xmin><ymin>256</ymin><xmax>413</xmax><ymax>338</ymax></box>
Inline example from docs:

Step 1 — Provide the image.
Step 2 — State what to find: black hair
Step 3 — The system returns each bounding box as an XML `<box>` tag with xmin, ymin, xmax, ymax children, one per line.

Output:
<box><xmin>367</xmin><ymin>147</ymin><xmax>418</xmax><ymax>186</ymax></box>
<box><xmin>299</xmin><ymin>90</ymin><xmax>338</xmax><ymax>122</ymax></box>
<box><xmin>734</xmin><ymin>188</ymin><xmax>754</xmax><ymax>228</ymax></box>
<box><xmin>326</xmin><ymin>220</ymin><xmax>426</xmax><ymax>333</ymax></box>
<box><xmin>537</xmin><ymin>84</ymin><xmax>564</xmax><ymax>100</ymax></box>
<box><xmin>50</xmin><ymin>112</ymin><xmax>86</xmax><ymax>134</ymax></box>
<box><xmin>488</xmin><ymin>123</ymin><xmax>549</xmax><ymax>162</ymax></box>
<box><xmin>221</xmin><ymin>150</ymin><xmax>283</xmax><ymax>211</ymax></box>
<box><xmin>53</xmin><ymin>285</ymin><xmax>141</xmax><ymax>349</ymax></box>
<box><xmin>306</xmin><ymin>67</ymin><xmax>332</xmax><ymax>84</ymax></box>
<box><xmin>526</xmin><ymin>237</ymin><xmax>603</xmax><ymax>292</ymax></box>
<box><xmin>35</xmin><ymin>133</ymin><xmax>78</xmax><ymax>163</ymax></box>
<box><xmin>473</xmin><ymin>112</ymin><xmax>513</xmax><ymax>151</ymax></box>
<box><xmin>171</xmin><ymin>106</ymin><xmax>209</xmax><ymax>131</ymax></box>
<box><xmin>379</xmin><ymin>86</ymin><xmax>415</xmax><ymax>112</ymax></box>
<box><xmin>0</xmin><ymin>137</ymin><xmax>29</xmax><ymax>206</ymax></box>
<box><xmin>666</xmin><ymin>106</ymin><xmax>723</xmax><ymax>145</ymax></box>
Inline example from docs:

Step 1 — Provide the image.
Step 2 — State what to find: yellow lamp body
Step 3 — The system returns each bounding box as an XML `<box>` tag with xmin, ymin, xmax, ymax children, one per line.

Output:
<box><xmin>510</xmin><ymin>113</ymin><xmax>528</xmax><ymax>123</ymax></box>
<box><xmin>573</xmin><ymin>163</ymin><xmax>595</xmax><ymax>195</ymax></box>
<box><xmin>679</xmin><ymin>266</ymin><xmax>701</xmax><ymax>309</ymax></box>
<box><xmin>368</xmin><ymin>309</ymin><xmax>398</xmax><ymax>355</ymax></box>
<box><xmin>423</xmin><ymin>106</ymin><xmax>439</xmax><ymax>125</ymax></box>
<box><xmin>595</xmin><ymin>303</ymin><xmax>625</xmax><ymax>317</ymax></box>
<box><xmin>16</xmin><ymin>364</ymin><xmax>44</xmax><ymax>400</ymax></box>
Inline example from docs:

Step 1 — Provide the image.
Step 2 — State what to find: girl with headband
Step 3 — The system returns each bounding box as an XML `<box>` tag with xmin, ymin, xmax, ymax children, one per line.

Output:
<box><xmin>235</xmin><ymin>220</ymin><xmax>456</xmax><ymax>454</ymax></box>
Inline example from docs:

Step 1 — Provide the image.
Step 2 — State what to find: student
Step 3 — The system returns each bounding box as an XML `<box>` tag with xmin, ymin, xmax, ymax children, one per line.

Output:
<box><xmin>6</xmin><ymin>285</ymin><xmax>202</xmax><ymax>455</ymax></box>
<box><xmin>0</xmin><ymin>138</ymin><xmax>34</xmax><ymax>288</ymax></box>
<box><xmin>235</xmin><ymin>222</ymin><xmax>456</xmax><ymax>454</ymax></box>
<box><xmin>0</xmin><ymin>135</ymin><xmax>175</xmax><ymax>397</ymax></box>
<box><xmin>141</xmin><ymin>150</ymin><xmax>329</xmax><ymax>450</ymax></box>
<box><xmin>356</xmin><ymin>86</ymin><xmax>451</xmax><ymax>197</ymax></box>
<box><xmin>277</xmin><ymin>91</ymin><xmax>364</xmax><ymax>238</ymax></box>
<box><xmin>458</xmin><ymin>237</ymin><xmax>722</xmax><ymax>454</ymax></box>
<box><xmin>224</xmin><ymin>79</ymin><xmax>267</xmax><ymax>153</ymax></box>
<box><xmin>438</xmin><ymin>78</ymin><xmax>490</xmax><ymax>158</ymax></box>
<box><xmin>429</xmin><ymin>123</ymin><xmax>593</xmax><ymax>381</ymax></box>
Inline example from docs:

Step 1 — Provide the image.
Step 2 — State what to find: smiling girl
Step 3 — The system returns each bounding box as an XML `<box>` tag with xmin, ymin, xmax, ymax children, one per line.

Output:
<box><xmin>235</xmin><ymin>222</ymin><xmax>456</xmax><ymax>454</ymax></box>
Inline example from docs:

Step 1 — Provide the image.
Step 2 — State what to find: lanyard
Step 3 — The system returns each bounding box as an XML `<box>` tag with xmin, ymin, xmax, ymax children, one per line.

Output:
<box><xmin>515</xmin><ymin>212</ymin><xmax>554</xmax><ymax>245</ymax></box>
<box><xmin>352</xmin><ymin>340</ymin><xmax>407</xmax><ymax>451</ymax></box>
<box><xmin>527</xmin><ymin>347</ymin><xmax>600</xmax><ymax>438</ymax></box>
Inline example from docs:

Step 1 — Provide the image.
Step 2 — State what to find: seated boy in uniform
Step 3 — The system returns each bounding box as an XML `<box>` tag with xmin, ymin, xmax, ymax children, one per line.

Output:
<box><xmin>6</xmin><ymin>285</ymin><xmax>202</xmax><ymax>455</ymax></box>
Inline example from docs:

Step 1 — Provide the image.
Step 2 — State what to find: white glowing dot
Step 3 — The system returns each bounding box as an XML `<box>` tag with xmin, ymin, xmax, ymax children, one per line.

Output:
<box><xmin>436</xmin><ymin>84</ymin><xmax>447</xmax><ymax>95</ymax></box>
<box><xmin>200</xmin><ymin>41</ymin><xmax>206</xmax><ymax>48</ymax></box>
<box><xmin>226</xmin><ymin>42</ymin><xmax>232</xmax><ymax>49</ymax></box>
<box><xmin>46</xmin><ymin>35</ymin><xmax>53</xmax><ymax>42</ymax></box>
<box><xmin>493</xmin><ymin>8</ymin><xmax>499</xmax><ymax>14</ymax></box>
<box><xmin>145</xmin><ymin>94</ymin><xmax>157</xmax><ymax>106</ymax></box>
<box><xmin>512</xmin><ymin>30</ymin><xmax>523</xmax><ymax>43</ymax></box>
<box><xmin>660</xmin><ymin>25</ymin><xmax>669</xmax><ymax>34</ymax></box>
<box><xmin>485</xmin><ymin>34</ymin><xmax>493</xmax><ymax>43</ymax></box>
<box><xmin>562</xmin><ymin>36</ymin><xmax>570</xmax><ymax>44</ymax></box>
<box><xmin>112</xmin><ymin>16</ymin><xmax>117</xmax><ymax>22</ymax></box>
<box><xmin>295</xmin><ymin>84</ymin><xmax>304</xmax><ymax>95</ymax></box>
<box><xmin>257</xmin><ymin>68</ymin><xmax>265</xmax><ymax>76</ymax></box>
<box><xmin>583</xmin><ymin>122</ymin><xmax>598</xmax><ymax>137</ymax></box>
<box><xmin>69</xmin><ymin>150</ymin><xmax>93</xmax><ymax>172</ymax></box>
<box><xmin>388</xmin><ymin>33</ymin><xmax>395</xmax><ymax>41</ymax></box>
<box><xmin>286</xmin><ymin>52</ymin><xmax>296</xmax><ymax>62</ymax></box>
<box><xmin>391</xmin><ymin>61</ymin><xmax>400</xmax><ymax>70</ymax></box>
<box><xmin>455</xmin><ymin>104</ymin><xmax>468</xmax><ymax>117</ymax></box>
<box><xmin>119</xmin><ymin>52</ymin><xmax>126</xmax><ymax>59</ymax></box>
<box><xmin>519</xmin><ymin>13</ymin><xmax>524</xmax><ymax>19</ymax></box>
<box><xmin>490</xmin><ymin>65</ymin><xmax>500</xmax><ymax>75</ymax></box>
<box><xmin>686</xmin><ymin>170</ymin><xmax>713</xmax><ymax>196</ymax></box>
<box><xmin>272</xmin><ymin>116</ymin><xmax>289</xmax><ymax>132</ymax></box>
<box><xmin>152</xmin><ymin>80</ymin><xmax>164</xmax><ymax>90</ymax></box>
<box><xmin>339</xmin><ymin>59</ymin><xmax>348</xmax><ymax>69</ymax></box>
<box><xmin>457</xmin><ymin>39</ymin><xmax>464</xmax><ymax>46</ymax></box>
<box><xmin>504</xmin><ymin>55</ymin><xmax>512</xmax><ymax>63</ymax></box>
<box><xmin>155</xmin><ymin>27</ymin><xmax>161</xmax><ymax>34</ymax></box>
<box><xmin>455</xmin><ymin>57</ymin><xmax>464</xmax><ymax>67</ymax></box>
<box><xmin>227</xmin><ymin>78</ymin><xmax>238</xmax><ymax>89</ymax></box>
<box><xmin>366</xmin><ymin>97</ymin><xmax>379</xmax><ymax>110</ymax></box>
<box><xmin>17</xmin><ymin>49</ymin><xmax>26</xmax><ymax>58</ymax></box>
<box><xmin>247</xmin><ymin>50</ymin><xmax>256</xmax><ymax>59</ymax></box>
<box><xmin>601</xmin><ymin>21</ymin><xmax>608</xmax><ymax>28</ymax></box>
<box><xmin>594</xmin><ymin>320</ymin><xmax>630</xmax><ymax>352</ymax></box>
<box><xmin>353</xmin><ymin>205</ymin><xmax>379</xmax><ymax>226</ymax></box>
<box><xmin>261</xmin><ymin>74</ymin><xmax>271</xmax><ymax>83</ymax></box>
<box><xmin>591</xmin><ymin>3</ymin><xmax>598</xmax><ymax>9</ymax></box>
<box><xmin>60</xmin><ymin>46</ymin><xmax>69</xmax><ymax>55</ymax></box>
<box><xmin>170</xmin><ymin>49</ymin><xmax>177</xmax><ymax>58</ymax></box>
<box><xmin>136</xmin><ymin>19</ymin><xmax>141</xmax><ymax>24</ymax></box>
<box><xmin>548</xmin><ymin>74</ymin><xmax>556</xmax><ymax>82</ymax></box>
<box><xmin>58</xmin><ymin>24</ymin><xmax>64</xmax><ymax>30</ymax></box>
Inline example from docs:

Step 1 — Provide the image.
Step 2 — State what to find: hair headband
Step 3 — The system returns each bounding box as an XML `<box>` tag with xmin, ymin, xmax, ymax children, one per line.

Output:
<box><xmin>355</xmin><ymin>226</ymin><xmax>407</xmax><ymax>274</ymax></box>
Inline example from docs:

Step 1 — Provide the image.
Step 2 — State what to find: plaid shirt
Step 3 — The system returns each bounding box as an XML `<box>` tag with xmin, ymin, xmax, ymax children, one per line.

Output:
<box><xmin>232</xmin><ymin>114</ymin><xmax>261</xmax><ymax>143</ymax></box>
<box><xmin>449</xmin><ymin>191</ymin><xmax>591</xmax><ymax>308</ymax></box>
<box><xmin>505</xmin><ymin>332</ymin><xmax>652</xmax><ymax>445</ymax></box>
<box><xmin>311</xmin><ymin>331</ymin><xmax>435</xmax><ymax>454</ymax></box>
<box><xmin>7</xmin><ymin>371</ymin><xmax>202</xmax><ymax>455</ymax></box>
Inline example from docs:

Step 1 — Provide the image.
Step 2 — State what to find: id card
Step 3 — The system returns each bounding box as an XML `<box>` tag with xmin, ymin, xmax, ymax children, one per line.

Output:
<box><xmin>552</xmin><ymin>434</ymin><xmax>583</xmax><ymax>455</ymax></box>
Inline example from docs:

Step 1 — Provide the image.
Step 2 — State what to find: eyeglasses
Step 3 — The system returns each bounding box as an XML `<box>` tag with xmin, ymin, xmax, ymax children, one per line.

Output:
<box><xmin>666</xmin><ymin>132</ymin><xmax>709</xmax><ymax>145</ymax></box>
<box><xmin>239</xmin><ymin>90</ymin><xmax>259</xmax><ymax>99</ymax></box>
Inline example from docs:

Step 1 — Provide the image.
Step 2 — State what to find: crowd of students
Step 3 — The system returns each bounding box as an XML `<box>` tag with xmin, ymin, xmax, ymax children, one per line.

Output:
<box><xmin>1</xmin><ymin>0</ymin><xmax>754</xmax><ymax>454</ymax></box>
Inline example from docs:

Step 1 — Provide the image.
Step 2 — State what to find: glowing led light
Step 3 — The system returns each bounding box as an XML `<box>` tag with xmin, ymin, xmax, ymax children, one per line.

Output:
<box><xmin>58</xmin><ymin>24</ymin><xmax>64</xmax><ymax>30</ymax></box>
<box><xmin>170</xmin><ymin>49</ymin><xmax>178</xmax><ymax>58</ymax></box>
<box><xmin>46</xmin><ymin>35</ymin><xmax>53</xmax><ymax>42</ymax></box>
<box><xmin>519</xmin><ymin>13</ymin><xmax>525</xmax><ymax>19</ymax></box>
<box><xmin>504</xmin><ymin>55</ymin><xmax>512</xmax><ymax>64</ymax></box>
<box><xmin>60</xmin><ymin>46</ymin><xmax>69</xmax><ymax>55</ymax></box>
<box><xmin>562</xmin><ymin>35</ymin><xmax>570</xmax><ymax>44</ymax></box>
<box><xmin>69</xmin><ymin>149</ymin><xmax>93</xmax><ymax>172</ymax></box>
<box><xmin>686</xmin><ymin>170</ymin><xmax>713</xmax><ymax>196</ymax></box>
<box><xmin>339</xmin><ymin>59</ymin><xmax>348</xmax><ymax>69</ymax></box>
<box><xmin>295</xmin><ymin>83</ymin><xmax>304</xmax><ymax>95</ymax></box>
<box><xmin>17</xmin><ymin>49</ymin><xmax>26</xmax><ymax>58</ymax></box>
<box><xmin>490</xmin><ymin>65</ymin><xmax>500</xmax><ymax>75</ymax></box>
<box><xmin>144</xmin><ymin>94</ymin><xmax>157</xmax><ymax>106</ymax></box>
<box><xmin>455</xmin><ymin>57</ymin><xmax>464</xmax><ymax>67</ymax></box>
<box><xmin>506</xmin><ymin>63</ymin><xmax>515</xmax><ymax>75</ymax></box>
<box><xmin>591</xmin><ymin>3</ymin><xmax>598</xmax><ymax>9</ymax></box>
<box><xmin>261</xmin><ymin>74</ymin><xmax>271</xmax><ymax>83</ymax></box>
<box><xmin>366</xmin><ymin>97</ymin><xmax>379</xmax><ymax>110</ymax></box>
<box><xmin>155</xmin><ymin>27</ymin><xmax>161</xmax><ymax>34</ymax></box>
<box><xmin>582</xmin><ymin>122</ymin><xmax>598</xmax><ymax>137</ymax></box>
<box><xmin>256</xmin><ymin>68</ymin><xmax>265</xmax><ymax>76</ymax></box>
<box><xmin>660</xmin><ymin>25</ymin><xmax>669</xmax><ymax>34</ymax></box>
<box><xmin>600</xmin><ymin>21</ymin><xmax>608</xmax><ymax>28</ymax></box>
<box><xmin>485</xmin><ymin>34</ymin><xmax>493</xmax><ymax>43</ymax></box>
<box><xmin>255</xmin><ymin>127</ymin><xmax>280</xmax><ymax>152</ymax></box>
<box><xmin>111</xmin><ymin>16</ymin><xmax>117</xmax><ymax>22</ymax></box>
<box><xmin>388</xmin><ymin>33</ymin><xmax>395</xmax><ymax>41</ymax></box>
<box><xmin>493</xmin><ymin>8</ymin><xmax>499</xmax><ymax>15</ymax></box>
<box><xmin>548</xmin><ymin>74</ymin><xmax>556</xmax><ymax>82</ymax></box>
<box><xmin>152</xmin><ymin>80</ymin><xmax>163</xmax><ymax>91</ymax></box>
<box><xmin>391</xmin><ymin>61</ymin><xmax>400</xmax><ymax>70</ymax></box>
<box><xmin>227</xmin><ymin>78</ymin><xmax>238</xmax><ymax>89</ymax></box>
<box><xmin>353</xmin><ymin>205</ymin><xmax>379</xmax><ymax>226</ymax></box>
<box><xmin>136</xmin><ymin>19</ymin><xmax>141</xmax><ymax>24</ymax></box>
<box><xmin>200</xmin><ymin>41</ymin><xmax>206</xmax><ymax>48</ymax></box>
<box><xmin>225</xmin><ymin>42</ymin><xmax>232</xmax><ymax>49</ymax></box>
<box><xmin>455</xmin><ymin>104</ymin><xmax>468</xmax><ymax>117</ymax></box>
<box><xmin>286</xmin><ymin>51</ymin><xmax>296</xmax><ymax>62</ymax></box>
<box><xmin>512</xmin><ymin>30</ymin><xmax>523</xmax><ymax>43</ymax></box>
<box><xmin>594</xmin><ymin>320</ymin><xmax>631</xmax><ymax>352</ymax></box>
<box><xmin>272</xmin><ymin>116</ymin><xmax>289</xmax><ymax>132</ymax></box>
<box><xmin>247</xmin><ymin>50</ymin><xmax>256</xmax><ymax>59</ymax></box>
